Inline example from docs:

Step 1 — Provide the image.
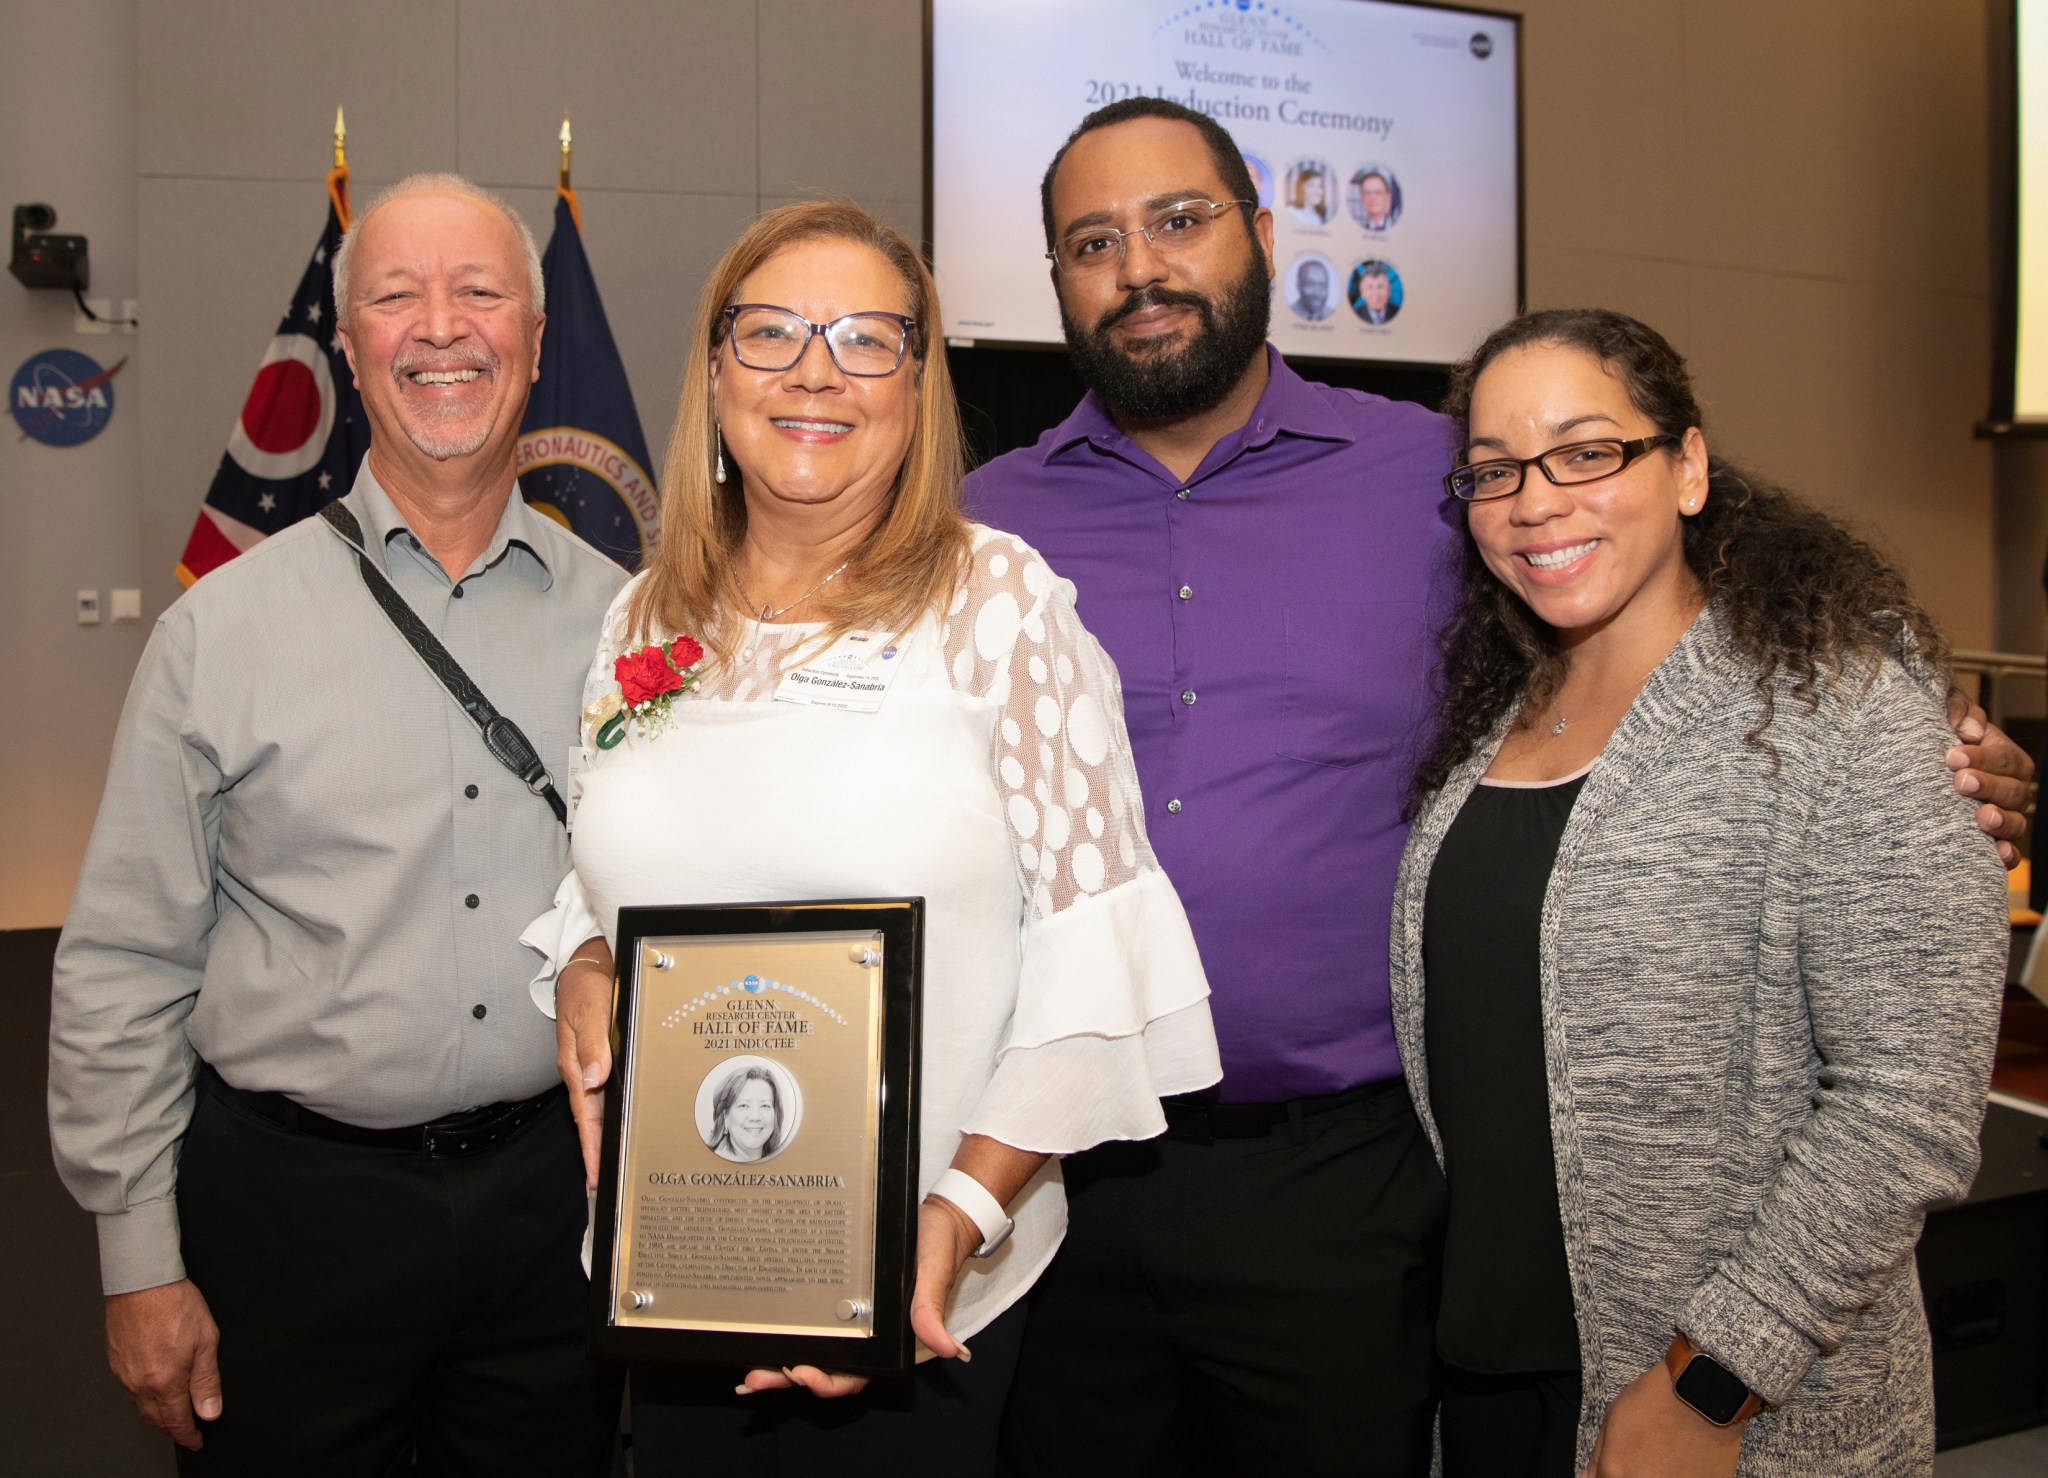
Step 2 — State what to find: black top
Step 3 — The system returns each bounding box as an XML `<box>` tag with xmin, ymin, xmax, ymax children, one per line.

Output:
<box><xmin>1423</xmin><ymin>773</ymin><xmax>1586</xmax><ymax>1374</ymax></box>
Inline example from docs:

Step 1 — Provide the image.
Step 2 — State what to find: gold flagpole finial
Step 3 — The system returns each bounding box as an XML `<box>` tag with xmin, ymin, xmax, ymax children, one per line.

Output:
<box><xmin>333</xmin><ymin>107</ymin><xmax>347</xmax><ymax>170</ymax></box>
<box><xmin>558</xmin><ymin>116</ymin><xmax>572</xmax><ymax>191</ymax></box>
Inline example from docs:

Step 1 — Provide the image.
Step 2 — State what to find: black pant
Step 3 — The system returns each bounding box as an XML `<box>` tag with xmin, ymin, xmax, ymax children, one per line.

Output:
<box><xmin>1000</xmin><ymin>1079</ymin><xmax>1447</xmax><ymax>1478</ymax></box>
<box><xmin>630</xmin><ymin>1297</ymin><xmax>1027</xmax><ymax>1476</ymax></box>
<box><xmin>1439</xmin><ymin>1366</ymin><xmax>1582</xmax><ymax>1478</ymax></box>
<box><xmin>173</xmin><ymin>1075</ymin><xmax>619</xmax><ymax>1477</ymax></box>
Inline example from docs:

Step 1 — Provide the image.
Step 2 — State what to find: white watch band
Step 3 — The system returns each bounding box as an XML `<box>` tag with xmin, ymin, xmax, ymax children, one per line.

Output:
<box><xmin>927</xmin><ymin>1169</ymin><xmax>1015</xmax><ymax>1258</ymax></box>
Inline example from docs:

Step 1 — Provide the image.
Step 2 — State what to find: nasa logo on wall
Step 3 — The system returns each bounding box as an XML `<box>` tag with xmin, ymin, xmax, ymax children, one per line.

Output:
<box><xmin>10</xmin><ymin>347</ymin><xmax>124</xmax><ymax>447</ymax></box>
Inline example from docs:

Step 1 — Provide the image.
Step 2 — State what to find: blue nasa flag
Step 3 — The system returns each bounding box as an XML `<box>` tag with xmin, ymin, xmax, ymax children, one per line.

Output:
<box><xmin>178</xmin><ymin>167</ymin><xmax>368</xmax><ymax>586</ymax></box>
<box><xmin>515</xmin><ymin>189</ymin><xmax>659</xmax><ymax>568</ymax></box>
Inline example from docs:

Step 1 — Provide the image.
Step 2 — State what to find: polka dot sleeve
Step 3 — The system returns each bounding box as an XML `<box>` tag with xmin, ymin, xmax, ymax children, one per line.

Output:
<box><xmin>949</xmin><ymin>527</ymin><xmax>1221</xmax><ymax>1151</ymax></box>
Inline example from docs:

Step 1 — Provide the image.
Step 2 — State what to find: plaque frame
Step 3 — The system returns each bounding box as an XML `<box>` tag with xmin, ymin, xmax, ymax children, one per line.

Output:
<box><xmin>589</xmin><ymin>898</ymin><xmax>924</xmax><ymax>1373</ymax></box>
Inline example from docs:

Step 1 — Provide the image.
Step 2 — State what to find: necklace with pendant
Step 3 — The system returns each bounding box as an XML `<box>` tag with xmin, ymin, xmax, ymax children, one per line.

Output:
<box><xmin>736</xmin><ymin>558</ymin><xmax>851</xmax><ymax>622</ymax></box>
<box><xmin>1550</xmin><ymin>710</ymin><xmax>1569</xmax><ymax>737</ymax></box>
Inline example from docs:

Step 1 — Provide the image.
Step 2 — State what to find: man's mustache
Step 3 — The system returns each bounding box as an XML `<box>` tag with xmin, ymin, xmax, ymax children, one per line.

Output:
<box><xmin>1097</xmin><ymin>286</ymin><xmax>1213</xmax><ymax>335</ymax></box>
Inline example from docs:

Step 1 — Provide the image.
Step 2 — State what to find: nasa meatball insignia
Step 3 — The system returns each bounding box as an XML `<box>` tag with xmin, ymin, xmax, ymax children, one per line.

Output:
<box><xmin>11</xmin><ymin>348</ymin><xmax>122</xmax><ymax>447</ymax></box>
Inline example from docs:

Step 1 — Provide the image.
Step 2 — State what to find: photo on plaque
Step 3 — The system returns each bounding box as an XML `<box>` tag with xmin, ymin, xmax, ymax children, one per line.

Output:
<box><xmin>590</xmin><ymin>899</ymin><xmax>923</xmax><ymax>1375</ymax></box>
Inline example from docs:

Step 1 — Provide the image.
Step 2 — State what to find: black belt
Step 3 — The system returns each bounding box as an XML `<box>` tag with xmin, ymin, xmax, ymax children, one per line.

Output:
<box><xmin>1161</xmin><ymin>1076</ymin><xmax>1405</xmax><ymax>1142</ymax></box>
<box><xmin>199</xmin><ymin>1063</ymin><xmax>564</xmax><ymax>1158</ymax></box>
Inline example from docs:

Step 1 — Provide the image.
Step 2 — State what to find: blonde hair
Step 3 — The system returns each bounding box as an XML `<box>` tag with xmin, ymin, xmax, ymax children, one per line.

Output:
<box><xmin>629</xmin><ymin>201</ymin><xmax>971</xmax><ymax>664</ymax></box>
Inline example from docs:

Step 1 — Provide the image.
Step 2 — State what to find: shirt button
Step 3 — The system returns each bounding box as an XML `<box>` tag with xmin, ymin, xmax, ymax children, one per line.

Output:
<box><xmin>1175</xmin><ymin>489</ymin><xmax>1190</xmax><ymax>501</ymax></box>
<box><xmin>464</xmin><ymin>784</ymin><xmax>479</xmax><ymax>799</ymax></box>
<box><xmin>1177</xmin><ymin>585</ymin><xmax>1193</xmax><ymax>600</ymax></box>
<box><xmin>1181</xmin><ymin>690</ymin><xmax>1197</xmax><ymax>705</ymax></box>
<box><xmin>464</xmin><ymin>893</ymin><xmax>480</xmax><ymax>909</ymax></box>
<box><xmin>1166</xmin><ymin>799</ymin><xmax>1183</xmax><ymax>814</ymax></box>
<box><xmin>452</xmin><ymin>584</ymin><xmax>466</xmax><ymax>599</ymax></box>
<box><xmin>472</xmin><ymin>1003</ymin><xmax>487</xmax><ymax>1020</ymax></box>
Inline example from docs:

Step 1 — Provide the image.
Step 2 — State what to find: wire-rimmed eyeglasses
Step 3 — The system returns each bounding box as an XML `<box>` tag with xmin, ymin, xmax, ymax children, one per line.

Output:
<box><xmin>720</xmin><ymin>304</ymin><xmax>918</xmax><ymax>377</ymax></box>
<box><xmin>1046</xmin><ymin>199</ymin><xmax>1255</xmax><ymax>273</ymax></box>
<box><xmin>1444</xmin><ymin>435</ymin><xmax>1679</xmax><ymax>503</ymax></box>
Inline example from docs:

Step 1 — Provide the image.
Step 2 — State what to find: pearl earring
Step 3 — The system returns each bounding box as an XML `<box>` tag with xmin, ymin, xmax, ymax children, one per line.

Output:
<box><xmin>714</xmin><ymin>427</ymin><xmax>727</xmax><ymax>485</ymax></box>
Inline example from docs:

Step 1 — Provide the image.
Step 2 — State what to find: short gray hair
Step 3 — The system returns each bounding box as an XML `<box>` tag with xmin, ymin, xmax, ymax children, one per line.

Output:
<box><xmin>332</xmin><ymin>172</ymin><xmax>545</xmax><ymax>330</ymax></box>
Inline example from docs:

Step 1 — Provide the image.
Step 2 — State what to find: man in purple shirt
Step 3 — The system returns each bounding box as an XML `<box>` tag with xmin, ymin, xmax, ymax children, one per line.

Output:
<box><xmin>968</xmin><ymin>97</ymin><xmax>1452</xmax><ymax>1478</ymax></box>
<box><xmin>969</xmin><ymin>98</ymin><xmax>2035</xmax><ymax>1477</ymax></box>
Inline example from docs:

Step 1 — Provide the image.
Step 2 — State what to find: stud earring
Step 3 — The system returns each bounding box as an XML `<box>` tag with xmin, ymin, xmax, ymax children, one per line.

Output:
<box><xmin>714</xmin><ymin>427</ymin><xmax>727</xmax><ymax>485</ymax></box>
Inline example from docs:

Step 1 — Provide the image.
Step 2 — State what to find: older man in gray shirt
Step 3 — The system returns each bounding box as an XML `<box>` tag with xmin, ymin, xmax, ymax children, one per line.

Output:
<box><xmin>50</xmin><ymin>175</ymin><xmax>624</xmax><ymax>1475</ymax></box>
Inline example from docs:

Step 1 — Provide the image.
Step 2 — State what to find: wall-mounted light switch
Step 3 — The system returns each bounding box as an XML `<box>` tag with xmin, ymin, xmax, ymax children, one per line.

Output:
<box><xmin>111</xmin><ymin>588</ymin><xmax>141</xmax><ymax>621</ymax></box>
<box><xmin>77</xmin><ymin>590</ymin><xmax>101</xmax><ymax>625</ymax></box>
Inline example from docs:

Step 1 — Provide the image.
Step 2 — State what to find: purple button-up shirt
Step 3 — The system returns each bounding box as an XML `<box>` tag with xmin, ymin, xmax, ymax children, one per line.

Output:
<box><xmin>966</xmin><ymin>348</ymin><xmax>1458</xmax><ymax>1100</ymax></box>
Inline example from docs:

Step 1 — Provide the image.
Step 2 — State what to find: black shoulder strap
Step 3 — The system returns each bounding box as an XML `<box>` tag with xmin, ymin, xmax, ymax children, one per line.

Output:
<box><xmin>318</xmin><ymin>501</ymin><xmax>568</xmax><ymax>828</ymax></box>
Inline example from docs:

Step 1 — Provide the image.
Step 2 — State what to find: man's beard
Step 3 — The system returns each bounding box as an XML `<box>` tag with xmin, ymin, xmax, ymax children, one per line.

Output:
<box><xmin>390</xmin><ymin>343</ymin><xmax>500</xmax><ymax>460</ymax></box>
<box><xmin>1060</xmin><ymin>249</ymin><xmax>1271</xmax><ymax>422</ymax></box>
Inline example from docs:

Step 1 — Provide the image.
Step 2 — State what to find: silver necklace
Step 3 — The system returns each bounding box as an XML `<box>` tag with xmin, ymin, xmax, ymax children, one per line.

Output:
<box><xmin>735</xmin><ymin>558</ymin><xmax>850</xmax><ymax>622</ymax></box>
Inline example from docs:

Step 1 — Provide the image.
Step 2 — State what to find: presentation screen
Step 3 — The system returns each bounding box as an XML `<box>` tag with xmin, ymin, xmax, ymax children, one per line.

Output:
<box><xmin>929</xmin><ymin>0</ymin><xmax>1521</xmax><ymax>366</ymax></box>
<box><xmin>2014</xmin><ymin>0</ymin><xmax>2048</xmax><ymax>421</ymax></box>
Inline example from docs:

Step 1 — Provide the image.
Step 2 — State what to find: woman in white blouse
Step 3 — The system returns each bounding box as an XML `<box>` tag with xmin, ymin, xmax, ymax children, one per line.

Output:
<box><xmin>523</xmin><ymin>201</ymin><xmax>1219</xmax><ymax>1471</ymax></box>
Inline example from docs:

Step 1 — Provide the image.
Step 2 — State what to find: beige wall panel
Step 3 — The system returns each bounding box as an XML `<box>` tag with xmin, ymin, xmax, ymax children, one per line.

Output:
<box><xmin>1828</xmin><ymin>0</ymin><xmax>1991</xmax><ymax>296</ymax></box>
<box><xmin>1680</xmin><ymin>0</ymin><xmax>1856</xmax><ymax>282</ymax></box>
<box><xmin>492</xmin><ymin>186</ymin><xmax>764</xmax><ymax>475</ymax></box>
<box><xmin>138</xmin><ymin>2</ymin><xmax>456</xmax><ymax>183</ymax></box>
<box><xmin>757</xmin><ymin>0</ymin><xmax>924</xmax><ymax>203</ymax></box>
<box><xmin>1524</xmin><ymin>245</ymin><xmax>1692</xmax><ymax>346</ymax></box>
<box><xmin>456</xmin><ymin>0</ymin><xmax>758</xmax><ymax>196</ymax></box>
<box><xmin>1684</xmin><ymin>264</ymin><xmax>1993</xmax><ymax>645</ymax></box>
<box><xmin>1515</xmin><ymin>0</ymin><xmax>1690</xmax><ymax>263</ymax></box>
<box><xmin>759</xmin><ymin>195</ymin><xmax>927</xmax><ymax>254</ymax></box>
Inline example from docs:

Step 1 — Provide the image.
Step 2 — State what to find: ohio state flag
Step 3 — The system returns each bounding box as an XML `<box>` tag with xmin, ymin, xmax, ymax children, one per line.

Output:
<box><xmin>176</xmin><ymin>167</ymin><xmax>367</xmax><ymax>586</ymax></box>
<box><xmin>515</xmin><ymin>187</ymin><xmax>658</xmax><ymax>568</ymax></box>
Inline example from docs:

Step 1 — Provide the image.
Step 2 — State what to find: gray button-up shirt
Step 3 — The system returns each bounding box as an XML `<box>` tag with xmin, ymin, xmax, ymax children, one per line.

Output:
<box><xmin>49</xmin><ymin>466</ymin><xmax>625</xmax><ymax>1294</ymax></box>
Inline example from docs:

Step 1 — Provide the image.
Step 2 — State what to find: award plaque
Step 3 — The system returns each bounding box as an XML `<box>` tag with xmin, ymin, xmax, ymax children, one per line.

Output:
<box><xmin>589</xmin><ymin>899</ymin><xmax>923</xmax><ymax>1373</ymax></box>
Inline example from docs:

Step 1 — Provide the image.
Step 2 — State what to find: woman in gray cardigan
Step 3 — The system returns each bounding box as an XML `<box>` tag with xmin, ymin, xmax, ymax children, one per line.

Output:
<box><xmin>1393</xmin><ymin>309</ymin><xmax>2008</xmax><ymax>1477</ymax></box>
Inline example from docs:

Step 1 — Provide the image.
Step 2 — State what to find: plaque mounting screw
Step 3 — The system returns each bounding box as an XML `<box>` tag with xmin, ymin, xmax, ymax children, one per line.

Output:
<box><xmin>835</xmin><ymin>1298</ymin><xmax>869</xmax><ymax>1322</ymax></box>
<box><xmin>650</xmin><ymin>950</ymin><xmax>674</xmax><ymax>970</ymax></box>
<box><xmin>628</xmin><ymin>1289</ymin><xmax>654</xmax><ymax>1310</ymax></box>
<box><xmin>849</xmin><ymin>943</ymin><xmax>881</xmax><ymax>966</ymax></box>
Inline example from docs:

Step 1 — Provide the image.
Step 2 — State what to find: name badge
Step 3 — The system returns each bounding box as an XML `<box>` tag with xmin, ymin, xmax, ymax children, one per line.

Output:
<box><xmin>565</xmin><ymin>744</ymin><xmax>594</xmax><ymax>832</ymax></box>
<box><xmin>774</xmin><ymin>630</ymin><xmax>903</xmax><ymax>713</ymax></box>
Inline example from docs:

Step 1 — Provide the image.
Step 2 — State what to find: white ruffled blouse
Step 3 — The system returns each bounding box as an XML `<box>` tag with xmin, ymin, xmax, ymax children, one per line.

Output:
<box><xmin>522</xmin><ymin>523</ymin><xmax>1220</xmax><ymax>1339</ymax></box>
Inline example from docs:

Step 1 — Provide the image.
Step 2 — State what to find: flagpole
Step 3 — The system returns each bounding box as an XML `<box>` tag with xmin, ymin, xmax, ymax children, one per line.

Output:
<box><xmin>558</xmin><ymin>116</ymin><xmax>582</xmax><ymax>233</ymax></box>
<box><xmin>328</xmin><ymin>106</ymin><xmax>351</xmax><ymax>232</ymax></box>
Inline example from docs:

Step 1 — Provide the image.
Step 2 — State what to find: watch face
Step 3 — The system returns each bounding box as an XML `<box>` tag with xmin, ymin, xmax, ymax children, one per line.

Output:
<box><xmin>1675</xmin><ymin>1354</ymin><xmax>1752</xmax><ymax>1426</ymax></box>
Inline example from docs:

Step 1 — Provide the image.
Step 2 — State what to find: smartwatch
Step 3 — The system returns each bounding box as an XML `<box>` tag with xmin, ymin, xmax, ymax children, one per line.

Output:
<box><xmin>1665</xmin><ymin>1333</ymin><xmax>1763</xmax><ymax>1427</ymax></box>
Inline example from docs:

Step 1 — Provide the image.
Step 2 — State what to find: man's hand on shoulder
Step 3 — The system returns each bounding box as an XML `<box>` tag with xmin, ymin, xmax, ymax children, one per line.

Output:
<box><xmin>106</xmin><ymin>1278</ymin><xmax>221</xmax><ymax>1451</ymax></box>
<box><xmin>1946</xmin><ymin>694</ymin><xmax>2037</xmax><ymax>868</ymax></box>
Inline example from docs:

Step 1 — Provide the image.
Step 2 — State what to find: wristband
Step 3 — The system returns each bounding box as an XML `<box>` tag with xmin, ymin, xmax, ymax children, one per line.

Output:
<box><xmin>927</xmin><ymin>1169</ymin><xmax>1015</xmax><ymax>1258</ymax></box>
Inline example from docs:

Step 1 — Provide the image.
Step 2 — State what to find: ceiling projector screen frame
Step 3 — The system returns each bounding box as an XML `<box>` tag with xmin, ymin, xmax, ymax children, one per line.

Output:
<box><xmin>923</xmin><ymin>0</ymin><xmax>1526</xmax><ymax>371</ymax></box>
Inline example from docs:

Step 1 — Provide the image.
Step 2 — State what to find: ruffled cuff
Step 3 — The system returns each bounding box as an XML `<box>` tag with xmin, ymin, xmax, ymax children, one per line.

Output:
<box><xmin>1681</xmin><ymin>1269</ymin><xmax>1823</xmax><ymax>1407</ymax></box>
<box><xmin>519</xmin><ymin>870</ymin><xmax>603</xmax><ymax>1019</ymax></box>
<box><xmin>962</xmin><ymin>1001</ymin><xmax>1220</xmax><ymax>1152</ymax></box>
<box><xmin>961</xmin><ymin>869</ymin><xmax>1219</xmax><ymax>1153</ymax></box>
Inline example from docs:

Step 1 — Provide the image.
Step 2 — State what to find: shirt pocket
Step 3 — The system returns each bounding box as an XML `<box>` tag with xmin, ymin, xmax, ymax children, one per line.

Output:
<box><xmin>1276</xmin><ymin>602</ymin><xmax>1411</xmax><ymax>769</ymax></box>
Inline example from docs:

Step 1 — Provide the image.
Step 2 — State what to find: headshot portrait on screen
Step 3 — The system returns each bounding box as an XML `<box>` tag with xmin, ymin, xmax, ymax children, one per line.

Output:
<box><xmin>1287</xmin><ymin>253</ymin><xmax>1337</xmax><ymax>322</ymax></box>
<box><xmin>1285</xmin><ymin>159</ymin><xmax>1336</xmax><ymax>226</ymax></box>
<box><xmin>1349</xmin><ymin>166</ymin><xmax>1402</xmax><ymax>231</ymax></box>
<box><xmin>699</xmin><ymin>1060</ymin><xmax>796</xmax><ymax>1164</ymax></box>
<box><xmin>1242</xmin><ymin>152</ymin><xmax>1274</xmax><ymax>208</ymax></box>
<box><xmin>1350</xmin><ymin>258</ymin><xmax>1403</xmax><ymax>324</ymax></box>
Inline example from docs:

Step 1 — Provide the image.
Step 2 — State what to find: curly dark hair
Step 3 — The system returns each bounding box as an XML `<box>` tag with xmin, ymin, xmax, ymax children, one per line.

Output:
<box><xmin>1409</xmin><ymin>308</ymin><xmax>1948</xmax><ymax>808</ymax></box>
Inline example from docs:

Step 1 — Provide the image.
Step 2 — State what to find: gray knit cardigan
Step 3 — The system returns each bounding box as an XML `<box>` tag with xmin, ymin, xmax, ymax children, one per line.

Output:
<box><xmin>1390</xmin><ymin>605</ymin><xmax>2008</xmax><ymax>1476</ymax></box>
